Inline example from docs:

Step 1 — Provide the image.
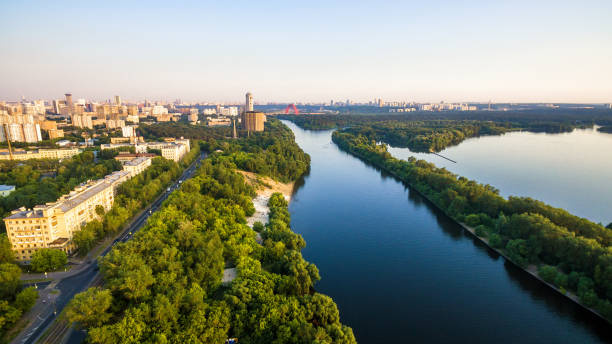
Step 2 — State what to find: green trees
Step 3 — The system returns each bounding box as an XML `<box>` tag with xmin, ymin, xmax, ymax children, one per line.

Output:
<box><xmin>30</xmin><ymin>248</ymin><xmax>67</xmax><ymax>272</ymax></box>
<box><xmin>0</xmin><ymin>264</ymin><xmax>38</xmax><ymax>338</ymax></box>
<box><xmin>0</xmin><ymin>235</ymin><xmax>13</xmax><ymax>264</ymax></box>
<box><xmin>0</xmin><ymin>151</ymin><xmax>123</xmax><ymax>233</ymax></box>
<box><xmin>332</xmin><ymin>126</ymin><xmax>612</xmax><ymax>321</ymax></box>
<box><xmin>224</xmin><ymin>119</ymin><xmax>311</xmax><ymax>183</ymax></box>
<box><xmin>66</xmin><ymin>123</ymin><xmax>354</xmax><ymax>343</ymax></box>
<box><xmin>0</xmin><ymin>263</ymin><xmax>21</xmax><ymax>300</ymax></box>
<box><xmin>66</xmin><ymin>288</ymin><xmax>113</xmax><ymax>328</ymax></box>
<box><xmin>73</xmin><ymin>144</ymin><xmax>201</xmax><ymax>256</ymax></box>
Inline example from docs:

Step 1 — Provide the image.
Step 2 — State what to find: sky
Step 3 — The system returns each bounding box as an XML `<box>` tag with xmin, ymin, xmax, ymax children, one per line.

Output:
<box><xmin>1</xmin><ymin>0</ymin><xmax>611</xmax><ymax>103</ymax></box>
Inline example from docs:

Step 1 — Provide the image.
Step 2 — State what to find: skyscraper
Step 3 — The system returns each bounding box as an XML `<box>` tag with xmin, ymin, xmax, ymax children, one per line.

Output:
<box><xmin>245</xmin><ymin>92</ymin><xmax>254</xmax><ymax>112</ymax></box>
<box><xmin>65</xmin><ymin>93</ymin><xmax>73</xmax><ymax>109</ymax></box>
<box><xmin>115</xmin><ymin>95</ymin><xmax>122</xmax><ymax>106</ymax></box>
<box><xmin>52</xmin><ymin>99</ymin><xmax>60</xmax><ymax>114</ymax></box>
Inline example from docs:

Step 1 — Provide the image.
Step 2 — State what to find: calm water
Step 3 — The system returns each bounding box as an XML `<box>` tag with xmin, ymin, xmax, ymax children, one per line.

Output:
<box><xmin>282</xmin><ymin>120</ymin><xmax>611</xmax><ymax>344</ymax></box>
<box><xmin>387</xmin><ymin>127</ymin><xmax>612</xmax><ymax>225</ymax></box>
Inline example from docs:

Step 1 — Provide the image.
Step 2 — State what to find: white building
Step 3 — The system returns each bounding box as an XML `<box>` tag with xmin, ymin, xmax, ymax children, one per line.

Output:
<box><xmin>122</xmin><ymin>126</ymin><xmax>137</xmax><ymax>137</ymax></box>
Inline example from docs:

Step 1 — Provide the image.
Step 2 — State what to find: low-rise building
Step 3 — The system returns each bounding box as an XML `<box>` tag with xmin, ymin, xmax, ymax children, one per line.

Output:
<box><xmin>0</xmin><ymin>185</ymin><xmax>15</xmax><ymax>197</ymax></box>
<box><xmin>0</xmin><ymin>148</ymin><xmax>81</xmax><ymax>161</ymax></box>
<box><xmin>122</xmin><ymin>156</ymin><xmax>152</xmax><ymax>177</ymax></box>
<box><xmin>101</xmin><ymin>139</ymin><xmax>190</xmax><ymax>162</ymax></box>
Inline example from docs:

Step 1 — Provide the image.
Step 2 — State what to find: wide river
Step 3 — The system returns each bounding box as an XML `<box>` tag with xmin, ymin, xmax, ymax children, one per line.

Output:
<box><xmin>282</xmin><ymin>121</ymin><xmax>611</xmax><ymax>343</ymax></box>
<box><xmin>387</xmin><ymin>127</ymin><xmax>612</xmax><ymax>225</ymax></box>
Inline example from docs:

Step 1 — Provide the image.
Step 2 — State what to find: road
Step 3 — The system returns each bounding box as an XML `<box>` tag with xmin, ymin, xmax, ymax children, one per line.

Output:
<box><xmin>12</xmin><ymin>152</ymin><xmax>206</xmax><ymax>344</ymax></box>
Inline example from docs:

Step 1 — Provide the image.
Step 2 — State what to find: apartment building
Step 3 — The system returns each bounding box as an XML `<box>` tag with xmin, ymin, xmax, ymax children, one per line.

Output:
<box><xmin>3</xmin><ymin>157</ymin><xmax>150</xmax><ymax>262</ymax></box>
<box><xmin>101</xmin><ymin>139</ymin><xmax>190</xmax><ymax>162</ymax></box>
<box><xmin>0</xmin><ymin>148</ymin><xmax>81</xmax><ymax>161</ymax></box>
<box><xmin>122</xmin><ymin>156</ymin><xmax>152</xmax><ymax>177</ymax></box>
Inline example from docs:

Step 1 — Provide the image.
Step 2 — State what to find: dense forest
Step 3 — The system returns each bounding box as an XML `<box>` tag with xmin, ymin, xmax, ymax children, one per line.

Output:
<box><xmin>72</xmin><ymin>144</ymin><xmax>200</xmax><ymax>257</ymax></box>
<box><xmin>66</xmin><ymin>120</ymin><xmax>355</xmax><ymax>343</ymax></box>
<box><xmin>0</xmin><ymin>237</ymin><xmax>37</xmax><ymax>340</ymax></box>
<box><xmin>332</xmin><ymin>128</ymin><xmax>612</xmax><ymax>322</ymax></box>
<box><xmin>209</xmin><ymin>120</ymin><xmax>311</xmax><ymax>182</ymax></box>
<box><xmin>138</xmin><ymin>122</ymin><xmax>231</xmax><ymax>141</ymax></box>
<box><xmin>280</xmin><ymin>109</ymin><xmax>612</xmax><ymax>131</ymax></box>
<box><xmin>0</xmin><ymin>152</ymin><xmax>123</xmax><ymax>233</ymax></box>
<box><xmin>280</xmin><ymin>110</ymin><xmax>612</xmax><ymax>152</ymax></box>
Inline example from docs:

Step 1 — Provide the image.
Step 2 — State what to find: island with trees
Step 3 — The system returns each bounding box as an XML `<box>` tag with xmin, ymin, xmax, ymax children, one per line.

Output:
<box><xmin>328</xmin><ymin>124</ymin><xmax>612</xmax><ymax>322</ymax></box>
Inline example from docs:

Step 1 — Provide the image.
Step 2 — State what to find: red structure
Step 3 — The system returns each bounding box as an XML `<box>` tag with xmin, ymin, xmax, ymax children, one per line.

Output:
<box><xmin>284</xmin><ymin>104</ymin><xmax>299</xmax><ymax>114</ymax></box>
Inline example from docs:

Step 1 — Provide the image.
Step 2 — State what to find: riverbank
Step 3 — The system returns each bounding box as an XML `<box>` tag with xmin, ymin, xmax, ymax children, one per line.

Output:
<box><xmin>236</xmin><ymin>170</ymin><xmax>294</xmax><ymax>228</ymax></box>
<box><xmin>331</xmin><ymin>134</ymin><xmax>611</xmax><ymax>325</ymax></box>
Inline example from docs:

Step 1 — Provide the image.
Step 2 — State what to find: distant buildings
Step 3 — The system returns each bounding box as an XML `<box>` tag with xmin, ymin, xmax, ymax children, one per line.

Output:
<box><xmin>207</xmin><ymin>117</ymin><xmax>231</xmax><ymax>127</ymax></box>
<box><xmin>0</xmin><ymin>148</ymin><xmax>81</xmax><ymax>161</ymax></box>
<box><xmin>122</xmin><ymin>125</ymin><xmax>137</xmax><ymax>138</ymax></box>
<box><xmin>3</xmin><ymin>157</ymin><xmax>151</xmax><ymax>262</ymax></box>
<box><xmin>65</xmin><ymin>93</ymin><xmax>73</xmax><ymax>113</ymax></box>
<box><xmin>71</xmin><ymin>114</ymin><xmax>94</xmax><ymax>129</ymax></box>
<box><xmin>217</xmin><ymin>106</ymin><xmax>239</xmax><ymax>117</ymax></box>
<box><xmin>241</xmin><ymin>92</ymin><xmax>265</xmax><ymax>132</ymax></box>
<box><xmin>100</xmin><ymin>139</ymin><xmax>190</xmax><ymax>162</ymax></box>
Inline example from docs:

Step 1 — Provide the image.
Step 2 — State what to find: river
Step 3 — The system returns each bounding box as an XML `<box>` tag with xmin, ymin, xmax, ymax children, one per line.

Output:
<box><xmin>387</xmin><ymin>127</ymin><xmax>612</xmax><ymax>225</ymax></box>
<box><xmin>282</xmin><ymin>120</ymin><xmax>611</xmax><ymax>343</ymax></box>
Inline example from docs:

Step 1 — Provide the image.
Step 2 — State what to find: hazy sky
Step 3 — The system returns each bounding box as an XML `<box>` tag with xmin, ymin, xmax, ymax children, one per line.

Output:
<box><xmin>1</xmin><ymin>1</ymin><xmax>611</xmax><ymax>103</ymax></box>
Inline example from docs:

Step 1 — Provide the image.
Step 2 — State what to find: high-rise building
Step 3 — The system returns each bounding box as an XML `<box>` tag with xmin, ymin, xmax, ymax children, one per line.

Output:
<box><xmin>122</xmin><ymin>126</ymin><xmax>137</xmax><ymax>137</ymax></box>
<box><xmin>22</xmin><ymin>123</ymin><xmax>42</xmax><ymax>143</ymax></box>
<box><xmin>52</xmin><ymin>99</ymin><xmax>61</xmax><ymax>114</ymax></box>
<box><xmin>48</xmin><ymin>128</ymin><xmax>64</xmax><ymax>140</ymax></box>
<box><xmin>115</xmin><ymin>95</ymin><xmax>122</xmax><ymax>106</ymax></box>
<box><xmin>7</xmin><ymin>123</ymin><xmax>24</xmax><ymax>142</ymax></box>
<box><xmin>242</xmin><ymin>111</ymin><xmax>266</xmax><ymax>132</ymax></box>
<box><xmin>245</xmin><ymin>92</ymin><xmax>254</xmax><ymax>112</ymax></box>
<box><xmin>65</xmin><ymin>93</ymin><xmax>73</xmax><ymax>113</ymax></box>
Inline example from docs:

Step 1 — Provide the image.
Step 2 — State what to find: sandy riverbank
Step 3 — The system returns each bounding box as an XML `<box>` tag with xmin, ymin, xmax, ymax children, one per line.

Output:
<box><xmin>236</xmin><ymin>170</ymin><xmax>294</xmax><ymax>228</ymax></box>
<box><xmin>223</xmin><ymin>171</ymin><xmax>295</xmax><ymax>284</ymax></box>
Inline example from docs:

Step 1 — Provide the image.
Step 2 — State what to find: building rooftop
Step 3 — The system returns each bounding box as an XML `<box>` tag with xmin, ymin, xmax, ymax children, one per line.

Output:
<box><xmin>49</xmin><ymin>237</ymin><xmax>69</xmax><ymax>246</ymax></box>
<box><xmin>6</xmin><ymin>209</ymin><xmax>44</xmax><ymax>219</ymax></box>
<box><xmin>6</xmin><ymin>170</ymin><xmax>130</xmax><ymax>219</ymax></box>
<box><xmin>124</xmin><ymin>156</ymin><xmax>151</xmax><ymax>166</ymax></box>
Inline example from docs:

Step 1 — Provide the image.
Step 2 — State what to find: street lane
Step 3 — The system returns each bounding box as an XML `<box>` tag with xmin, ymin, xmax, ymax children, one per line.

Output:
<box><xmin>12</xmin><ymin>152</ymin><xmax>205</xmax><ymax>344</ymax></box>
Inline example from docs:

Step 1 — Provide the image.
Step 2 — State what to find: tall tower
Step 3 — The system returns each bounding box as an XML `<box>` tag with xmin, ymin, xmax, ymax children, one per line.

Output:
<box><xmin>65</xmin><ymin>93</ymin><xmax>73</xmax><ymax>112</ymax></box>
<box><xmin>245</xmin><ymin>92</ymin><xmax>254</xmax><ymax>112</ymax></box>
<box><xmin>115</xmin><ymin>95</ymin><xmax>122</xmax><ymax>106</ymax></box>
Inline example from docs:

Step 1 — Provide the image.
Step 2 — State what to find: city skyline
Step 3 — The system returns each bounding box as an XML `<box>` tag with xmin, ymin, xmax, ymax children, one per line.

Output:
<box><xmin>1</xmin><ymin>1</ymin><xmax>612</xmax><ymax>103</ymax></box>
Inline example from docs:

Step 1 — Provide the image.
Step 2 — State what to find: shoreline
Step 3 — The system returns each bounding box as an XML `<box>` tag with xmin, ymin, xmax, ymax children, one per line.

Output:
<box><xmin>333</xmin><ymin>140</ymin><xmax>611</xmax><ymax>325</ymax></box>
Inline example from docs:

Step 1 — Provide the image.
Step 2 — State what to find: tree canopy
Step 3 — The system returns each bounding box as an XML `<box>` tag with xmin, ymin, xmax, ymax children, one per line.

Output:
<box><xmin>66</xmin><ymin>120</ymin><xmax>353</xmax><ymax>343</ymax></box>
<box><xmin>332</xmin><ymin>125</ymin><xmax>612</xmax><ymax>321</ymax></box>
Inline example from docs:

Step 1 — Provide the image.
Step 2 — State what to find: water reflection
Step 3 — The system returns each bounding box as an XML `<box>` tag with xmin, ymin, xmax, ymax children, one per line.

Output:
<box><xmin>281</xmin><ymin>120</ymin><xmax>611</xmax><ymax>343</ymax></box>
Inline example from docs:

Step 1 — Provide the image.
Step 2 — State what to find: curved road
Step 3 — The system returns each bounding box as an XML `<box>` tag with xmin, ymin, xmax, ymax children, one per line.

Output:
<box><xmin>12</xmin><ymin>152</ymin><xmax>206</xmax><ymax>344</ymax></box>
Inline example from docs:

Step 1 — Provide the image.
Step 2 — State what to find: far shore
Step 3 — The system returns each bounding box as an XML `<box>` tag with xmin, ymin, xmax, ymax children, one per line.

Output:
<box><xmin>372</xmin><ymin>158</ymin><xmax>610</xmax><ymax>325</ymax></box>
